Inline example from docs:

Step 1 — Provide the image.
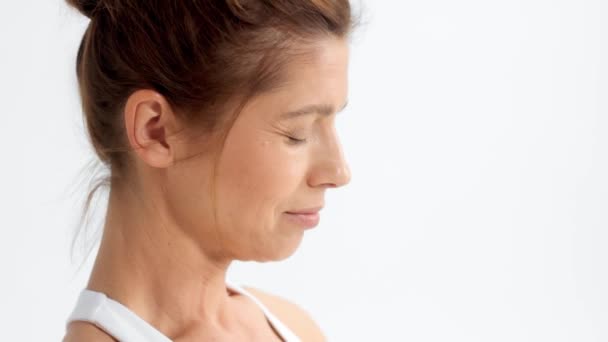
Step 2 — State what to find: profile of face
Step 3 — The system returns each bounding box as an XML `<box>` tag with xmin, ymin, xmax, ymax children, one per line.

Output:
<box><xmin>135</xmin><ymin>37</ymin><xmax>351</xmax><ymax>263</ymax></box>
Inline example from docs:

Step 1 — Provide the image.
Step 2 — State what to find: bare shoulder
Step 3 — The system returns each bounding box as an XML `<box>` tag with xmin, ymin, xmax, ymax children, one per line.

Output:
<box><xmin>63</xmin><ymin>321</ymin><xmax>118</xmax><ymax>342</ymax></box>
<box><xmin>243</xmin><ymin>286</ymin><xmax>327</xmax><ymax>342</ymax></box>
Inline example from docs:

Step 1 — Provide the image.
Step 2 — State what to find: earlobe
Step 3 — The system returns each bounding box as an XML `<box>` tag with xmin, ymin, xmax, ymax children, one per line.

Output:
<box><xmin>124</xmin><ymin>89</ymin><xmax>176</xmax><ymax>169</ymax></box>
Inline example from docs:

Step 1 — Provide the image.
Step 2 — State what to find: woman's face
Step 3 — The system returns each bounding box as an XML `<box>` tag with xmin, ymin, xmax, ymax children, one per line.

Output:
<box><xmin>169</xmin><ymin>37</ymin><xmax>351</xmax><ymax>262</ymax></box>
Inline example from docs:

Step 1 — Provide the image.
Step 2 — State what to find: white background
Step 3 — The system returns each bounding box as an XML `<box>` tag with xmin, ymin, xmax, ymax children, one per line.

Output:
<box><xmin>1</xmin><ymin>0</ymin><xmax>607</xmax><ymax>341</ymax></box>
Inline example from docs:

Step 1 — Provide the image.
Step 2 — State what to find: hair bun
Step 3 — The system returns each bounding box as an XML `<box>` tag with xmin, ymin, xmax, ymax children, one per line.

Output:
<box><xmin>66</xmin><ymin>0</ymin><xmax>100</xmax><ymax>19</ymax></box>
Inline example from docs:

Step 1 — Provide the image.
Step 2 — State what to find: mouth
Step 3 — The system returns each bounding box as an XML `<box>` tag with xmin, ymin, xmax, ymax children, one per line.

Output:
<box><xmin>284</xmin><ymin>211</ymin><xmax>321</xmax><ymax>228</ymax></box>
<box><xmin>285</xmin><ymin>206</ymin><xmax>324</xmax><ymax>215</ymax></box>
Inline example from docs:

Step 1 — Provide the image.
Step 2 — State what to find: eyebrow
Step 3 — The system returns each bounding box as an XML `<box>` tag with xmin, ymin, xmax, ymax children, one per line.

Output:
<box><xmin>279</xmin><ymin>100</ymin><xmax>349</xmax><ymax>120</ymax></box>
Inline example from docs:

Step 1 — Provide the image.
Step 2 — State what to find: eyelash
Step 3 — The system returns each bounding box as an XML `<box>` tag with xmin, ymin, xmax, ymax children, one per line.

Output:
<box><xmin>286</xmin><ymin>134</ymin><xmax>307</xmax><ymax>145</ymax></box>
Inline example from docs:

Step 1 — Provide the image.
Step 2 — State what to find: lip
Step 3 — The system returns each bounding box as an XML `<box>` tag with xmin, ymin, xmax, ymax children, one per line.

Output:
<box><xmin>284</xmin><ymin>212</ymin><xmax>321</xmax><ymax>228</ymax></box>
<box><xmin>285</xmin><ymin>206</ymin><xmax>324</xmax><ymax>215</ymax></box>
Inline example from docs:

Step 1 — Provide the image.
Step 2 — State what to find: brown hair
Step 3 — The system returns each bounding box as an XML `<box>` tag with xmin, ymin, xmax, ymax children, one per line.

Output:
<box><xmin>65</xmin><ymin>0</ymin><xmax>363</xmax><ymax>261</ymax></box>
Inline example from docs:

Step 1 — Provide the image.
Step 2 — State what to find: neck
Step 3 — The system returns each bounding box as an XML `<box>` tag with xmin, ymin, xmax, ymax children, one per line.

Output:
<box><xmin>86</xmin><ymin>183</ymin><xmax>239</xmax><ymax>338</ymax></box>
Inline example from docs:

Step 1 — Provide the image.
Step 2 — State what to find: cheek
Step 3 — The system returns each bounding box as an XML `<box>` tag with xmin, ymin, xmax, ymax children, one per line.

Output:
<box><xmin>217</xmin><ymin>137</ymin><xmax>306</xmax><ymax>228</ymax></box>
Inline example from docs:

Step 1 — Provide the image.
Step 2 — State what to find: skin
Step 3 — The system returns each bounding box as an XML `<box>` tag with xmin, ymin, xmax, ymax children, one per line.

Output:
<box><xmin>63</xmin><ymin>36</ymin><xmax>351</xmax><ymax>341</ymax></box>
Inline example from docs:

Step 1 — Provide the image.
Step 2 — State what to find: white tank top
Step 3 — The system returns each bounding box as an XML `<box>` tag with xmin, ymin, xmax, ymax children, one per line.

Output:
<box><xmin>65</xmin><ymin>278</ymin><xmax>301</xmax><ymax>342</ymax></box>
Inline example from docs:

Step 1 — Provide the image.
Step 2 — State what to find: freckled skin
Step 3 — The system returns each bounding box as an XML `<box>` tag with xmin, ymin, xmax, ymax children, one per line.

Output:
<box><xmin>164</xmin><ymin>37</ymin><xmax>351</xmax><ymax>262</ymax></box>
<box><xmin>64</xmin><ymin>37</ymin><xmax>350</xmax><ymax>341</ymax></box>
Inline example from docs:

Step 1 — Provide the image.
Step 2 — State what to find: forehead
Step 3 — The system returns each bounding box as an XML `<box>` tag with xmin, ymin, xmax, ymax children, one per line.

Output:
<box><xmin>226</xmin><ymin>37</ymin><xmax>350</xmax><ymax>127</ymax></box>
<box><xmin>283</xmin><ymin>38</ymin><xmax>349</xmax><ymax>90</ymax></box>
<box><xmin>261</xmin><ymin>38</ymin><xmax>350</xmax><ymax>113</ymax></box>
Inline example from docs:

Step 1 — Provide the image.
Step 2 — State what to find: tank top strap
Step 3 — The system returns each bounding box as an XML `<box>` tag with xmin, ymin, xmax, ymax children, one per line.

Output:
<box><xmin>225</xmin><ymin>279</ymin><xmax>302</xmax><ymax>342</ymax></box>
<box><xmin>66</xmin><ymin>279</ymin><xmax>301</xmax><ymax>342</ymax></box>
<box><xmin>66</xmin><ymin>288</ymin><xmax>172</xmax><ymax>342</ymax></box>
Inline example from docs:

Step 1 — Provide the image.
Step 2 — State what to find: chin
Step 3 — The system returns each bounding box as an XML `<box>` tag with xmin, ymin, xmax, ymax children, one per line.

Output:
<box><xmin>272</xmin><ymin>245</ymin><xmax>301</xmax><ymax>261</ymax></box>
<box><xmin>249</xmin><ymin>233</ymin><xmax>305</xmax><ymax>262</ymax></box>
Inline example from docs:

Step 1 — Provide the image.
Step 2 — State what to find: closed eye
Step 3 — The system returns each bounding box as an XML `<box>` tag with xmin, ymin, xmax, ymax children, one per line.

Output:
<box><xmin>286</xmin><ymin>135</ymin><xmax>307</xmax><ymax>145</ymax></box>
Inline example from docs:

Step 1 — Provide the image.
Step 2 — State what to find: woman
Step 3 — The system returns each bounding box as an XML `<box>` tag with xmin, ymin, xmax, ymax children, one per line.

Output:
<box><xmin>63</xmin><ymin>0</ymin><xmax>358</xmax><ymax>341</ymax></box>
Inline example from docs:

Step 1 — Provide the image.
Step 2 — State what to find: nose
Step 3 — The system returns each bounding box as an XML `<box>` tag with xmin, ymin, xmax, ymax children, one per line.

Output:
<box><xmin>308</xmin><ymin>128</ymin><xmax>352</xmax><ymax>189</ymax></box>
<box><xmin>329</xmin><ymin>160</ymin><xmax>351</xmax><ymax>188</ymax></box>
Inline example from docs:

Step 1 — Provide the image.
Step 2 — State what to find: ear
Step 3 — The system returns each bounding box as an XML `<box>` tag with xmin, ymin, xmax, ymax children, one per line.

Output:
<box><xmin>123</xmin><ymin>89</ymin><xmax>181</xmax><ymax>169</ymax></box>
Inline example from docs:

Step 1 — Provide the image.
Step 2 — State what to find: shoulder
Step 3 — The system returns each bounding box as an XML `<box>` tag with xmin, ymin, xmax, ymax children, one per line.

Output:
<box><xmin>243</xmin><ymin>285</ymin><xmax>327</xmax><ymax>342</ymax></box>
<box><xmin>63</xmin><ymin>321</ymin><xmax>118</xmax><ymax>342</ymax></box>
